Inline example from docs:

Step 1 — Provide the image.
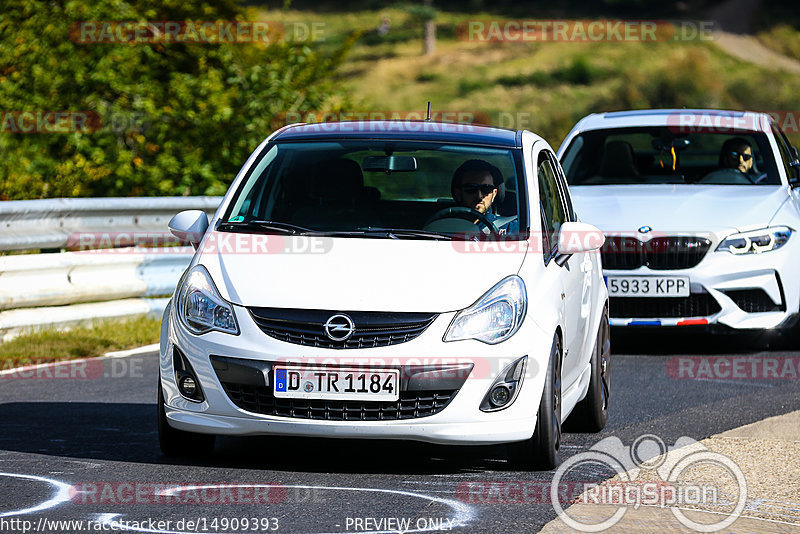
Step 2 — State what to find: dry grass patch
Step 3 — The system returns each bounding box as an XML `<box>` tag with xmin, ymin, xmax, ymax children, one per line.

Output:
<box><xmin>0</xmin><ymin>315</ymin><xmax>161</xmax><ymax>368</ymax></box>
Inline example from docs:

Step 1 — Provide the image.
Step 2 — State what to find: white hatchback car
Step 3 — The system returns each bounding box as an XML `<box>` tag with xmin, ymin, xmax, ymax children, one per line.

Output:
<box><xmin>159</xmin><ymin>121</ymin><xmax>608</xmax><ymax>469</ymax></box>
<box><xmin>558</xmin><ymin>109</ymin><xmax>800</xmax><ymax>332</ymax></box>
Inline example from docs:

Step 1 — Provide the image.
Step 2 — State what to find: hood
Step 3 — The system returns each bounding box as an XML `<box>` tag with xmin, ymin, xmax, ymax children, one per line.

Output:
<box><xmin>571</xmin><ymin>185</ymin><xmax>788</xmax><ymax>236</ymax></box>
<box><xmin>197</xmin><ymin>232</ymin><xmax>527</xmax><ymax>313</ymax></box>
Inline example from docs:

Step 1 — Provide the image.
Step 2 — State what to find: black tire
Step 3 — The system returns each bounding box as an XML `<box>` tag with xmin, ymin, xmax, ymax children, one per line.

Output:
<box><xmin>158</xmin><ymin>380</ymin><xmax>215</xmax><ymax>457</ymax></box>
<box><xmin>567</xmin><ymin>308</ymin><xmax>611</xmax><ymax>432</ymax></box>
<box><xmin>768</xmin><ymin>313</ymin><xmax>800</xmax><ymax>350</ymax></box>
<box><xmin>508</xmin><ymin>334</ymin><xmax>562</xmax><ymax>470</ymax></box>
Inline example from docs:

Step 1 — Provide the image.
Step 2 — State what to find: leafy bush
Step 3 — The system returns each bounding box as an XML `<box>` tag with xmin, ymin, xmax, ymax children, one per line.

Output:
<box><xmin>457</xmin><ymin>77</ymin><xmax>490</xmax><ymax>95</ymax></box>
<box><xmin>496</xmin><ymin>56</ymin><xmax>609</xmax><ymax>88</ymax></box>
<box><xmin>0</xmin><ymin>0</ymin><xmax>353</xmax><ymax>199</ymax></box>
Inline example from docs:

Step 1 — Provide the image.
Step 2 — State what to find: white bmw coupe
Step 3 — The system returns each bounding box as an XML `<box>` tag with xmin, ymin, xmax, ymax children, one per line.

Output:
<box><xmin>558</xmin><ymin>109</ymin><xmax>800</xmax><ymax>333</ymax></box>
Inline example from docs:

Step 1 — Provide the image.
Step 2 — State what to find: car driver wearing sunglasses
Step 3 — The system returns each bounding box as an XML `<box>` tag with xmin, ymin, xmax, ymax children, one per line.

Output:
<box><xmin>452</xmin><ymin>159</ymin><xmax>500</xmax><ymax>215</ymax></box>
<box><xmin>720</xmin><ymin>137</ymin><xmax>754</xmax><ymax>175</ymax></box>
<box><xmin>451</xmin><ymin>159</ymin><xmax>519</xmax><ymax>234</ymax></box>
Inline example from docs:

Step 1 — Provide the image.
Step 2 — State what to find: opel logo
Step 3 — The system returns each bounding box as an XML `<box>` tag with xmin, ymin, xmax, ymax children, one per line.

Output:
<box><xmin>323</xmin><ymin>314</ymin><xmax>355</xmax><ymax>342</ymax></box>
<box><xmin>638</xmin><ymin>226</ymin><xmax>652</xmax><ymax>234</ymax></box>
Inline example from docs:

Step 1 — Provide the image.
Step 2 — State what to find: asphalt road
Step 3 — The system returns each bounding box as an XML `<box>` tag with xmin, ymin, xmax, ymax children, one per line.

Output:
<box><xmin>1</xmin><ymin>330</ymin><xmax>799</xmax><ymax>533</ymax></box>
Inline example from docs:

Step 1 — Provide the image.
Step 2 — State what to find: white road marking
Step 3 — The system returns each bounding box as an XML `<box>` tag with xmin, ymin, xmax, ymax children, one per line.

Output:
<box><xmin>97</xmin><ymin>484</ymin><xmax>476</xmax><ymax>534</ymax></box>
<box><xmin>0</xmin><ymin>472</ymin><xmax>72</xmax><ymax>517</ymax></box>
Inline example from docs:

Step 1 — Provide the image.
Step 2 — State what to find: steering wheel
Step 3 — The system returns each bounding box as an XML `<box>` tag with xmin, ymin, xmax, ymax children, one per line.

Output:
<box><xmin>699</xmin><ymin>168</ymin><xmax>756</xmax><ymax>185</ymax></box>
<box><xmin>424</xmin><ymin>206</ymin><xmax>500</xmax><ymax>235</ymax></box>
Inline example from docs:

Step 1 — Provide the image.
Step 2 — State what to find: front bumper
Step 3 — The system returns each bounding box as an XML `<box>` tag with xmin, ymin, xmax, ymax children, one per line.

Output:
<box><xmin>159</xmin><ymin>302</ymin><xmax>556</xmax><ymax>445</ymax></box>
<box><xmin>163</xmin><ymin>407</ymin><xmax>536</xmax><ymax>445</ymax></box>
<box><xmin>606</xmin><ymin>244</ymin><xmax>798</xmax><ymax>329</ymax></box>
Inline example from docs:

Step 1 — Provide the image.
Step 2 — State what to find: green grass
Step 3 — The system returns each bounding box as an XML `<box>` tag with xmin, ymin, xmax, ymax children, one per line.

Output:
<box><xmin>755</xmin><ymin>4</ymin><xmax>800</xmax><ymax>62</ymax></box>
<box><xmin>0</xmin><ymin>315</ymin><xmax>161</xmax><ymax>368</ymax></box>
<box><xmin>757</xmin><ymin>24</ymin><xmax>800</xmax><ymax>62</ymax></box>
<box><xmin>254</xmin><ymin>7</ymin><xmax>800</xmax><ymax>147</ymax></box>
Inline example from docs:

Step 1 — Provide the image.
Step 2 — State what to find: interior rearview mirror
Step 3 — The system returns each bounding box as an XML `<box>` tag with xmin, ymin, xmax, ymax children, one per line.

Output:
<box><xmin>362</xmin><ymin>155</ymin><xmax>418</xmax><ymax>173</ymax></box>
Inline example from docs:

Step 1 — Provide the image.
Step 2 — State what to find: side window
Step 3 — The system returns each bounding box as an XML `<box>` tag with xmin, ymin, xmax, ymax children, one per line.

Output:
<box><xmin>537</xmin><ymin>152</ymin><xmax>568</xmax><ymax>261</ymax></box>
<box><xmin>548</xmin><ymin>151</ymin><xmax>576</xmax><ymax>222</ymax></box>
<box><xmin>772</xmin><ymin>124</ymin><xmax>799</xmax><ymax>181</ymax></box>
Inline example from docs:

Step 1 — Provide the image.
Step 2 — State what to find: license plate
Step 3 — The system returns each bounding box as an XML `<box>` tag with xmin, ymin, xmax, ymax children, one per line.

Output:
<box><xmin>273</xmin><ymin>366</ymin><xmax>400</xmax><ymax>401</ymax></box>
<box><xmin>606</xmin><ymin>276</ymin><xmax>690</xmax><ymax>297</ymax></box>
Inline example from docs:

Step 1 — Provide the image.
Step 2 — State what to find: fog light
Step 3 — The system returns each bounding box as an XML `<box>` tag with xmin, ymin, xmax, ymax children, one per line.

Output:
<box><xmin>173</xmin><ymin>346</ymin><xmax>205</xmax><ymax>402</ymax></box>
<box><xmin>490</xmin><ymin>385</ymin><xmax>511</xmax><ymax>407</ymax></box>
<box><xmin>480</xmin><ymin>356</ymin><xmax>527</xmax><ymax>412</ymax></box>
<box><xmin>179</xmin><ymin>375</ymin><xmax>198</xmax><ymax>397</ymax></box>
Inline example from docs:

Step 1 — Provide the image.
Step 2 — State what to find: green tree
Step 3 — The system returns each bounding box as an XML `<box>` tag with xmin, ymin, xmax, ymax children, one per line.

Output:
<box><xmin>0</xmin><ymin>0</ymin><xmax>353</xmax><ymax>199</ymax></box>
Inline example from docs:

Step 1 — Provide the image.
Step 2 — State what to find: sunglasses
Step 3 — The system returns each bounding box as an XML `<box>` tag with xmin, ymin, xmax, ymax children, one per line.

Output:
<box><xmin>729</xmin><ymin>151</ymin><xmax>753</xmax><ymax>162</ymax></box>
<box><xmin>459</xmin><ymin>183</ymin><xmax>496</xmax><ymax>195</ymax></box>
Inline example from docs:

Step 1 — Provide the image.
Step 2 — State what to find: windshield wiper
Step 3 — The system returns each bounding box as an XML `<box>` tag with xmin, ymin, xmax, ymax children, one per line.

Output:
<box><xmin>218</xmin><ymin>221</ymin><xmax>454</xmax><ymax>240</ymax></box>
<box><xmin>355</xmin><ymin>228</ymin><xmax>454</xmax><ymax>240</ymax></box>
<box><xmin>217</xmin><ymin>220</ymin><xmax>312</xmax><ymax>235</ymax></box>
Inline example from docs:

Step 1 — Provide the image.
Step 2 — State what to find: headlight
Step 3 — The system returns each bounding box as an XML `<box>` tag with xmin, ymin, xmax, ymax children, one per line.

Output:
<box><xmin>444</xmin><ymin>275</ymin><xmax>527</xmax><ymax>344</ymax></box>
<box><xmin>177</xmin><ymin>265</ymin><xmax>239</xmax><ymax>335</ymax></box>
<box><xmin>716</xmin><ymin>226</ymin><xmax>792</xmax><ymax>255</ymax></box>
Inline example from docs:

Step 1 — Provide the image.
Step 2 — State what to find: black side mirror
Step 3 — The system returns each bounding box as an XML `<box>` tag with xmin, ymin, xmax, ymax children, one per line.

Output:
<box><xmin>789</xmin><ymin>147</ymin><xmax>800</xmax><ymax>187</ymax></box>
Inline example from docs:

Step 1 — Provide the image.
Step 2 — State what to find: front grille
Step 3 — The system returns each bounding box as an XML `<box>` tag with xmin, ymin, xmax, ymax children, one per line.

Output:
<box><xmin>248</xmin><ymin>308</ymin><xmax>437</xmax><ymax>349</ymax></box>
<box><xmin>601</xmin><ymin>236</ymin><xmax>644</xmax><ymax>269</ymax></box>
<box><xmin>221</xmin><ymin>382</ymin><xmax>457</xmax><ymax>420</ymax></box>
<box><xmin>601</xmin><ymin>236</ymin><xmax>711</xmax><ymax>270</ymax></box>
<box><xmin>610</xmin><ymin>294</ymin><xmax>721</xmax><ymax>318</ymax></box>
<box><xmin>722</xmin><ymin>289</ymin><xmax>784</xmax><ymax>313</ymax></box>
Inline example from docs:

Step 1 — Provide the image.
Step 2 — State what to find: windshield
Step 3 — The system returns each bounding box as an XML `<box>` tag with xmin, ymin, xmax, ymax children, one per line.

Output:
<box><xmin>561</xmin><ymin>127</ymin><xmax>781</xmax><ymax>186</ymax></box>
<box><xmin>221</xmin><ymin>140</ymin><xmax>525</xmax><ymax>239</ymax></box>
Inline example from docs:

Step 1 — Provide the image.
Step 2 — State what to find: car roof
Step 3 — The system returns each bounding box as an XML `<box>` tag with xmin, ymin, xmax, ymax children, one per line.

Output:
<box><xmin>272</xmin><ymin>120</ymin><xmax>522</xmax><ymax>147</ymax></box>
<box><xmin>571</xmin><ymin>108</ymin><xmax>773</xmax><ymax>134</ymax></box>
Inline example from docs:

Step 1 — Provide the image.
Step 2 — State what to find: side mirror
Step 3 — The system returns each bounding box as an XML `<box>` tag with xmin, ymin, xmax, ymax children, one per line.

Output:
<box><xmin>168</xmin><ymin>210</ymin><xmax>209</xmax><ymax>249</ymax></box>
<box><xmin>790</xmin><ymin>147</ymin><xmax>800</xmax><ymax>187</ymax></box>
<box><xmin>555</xmin><ymin>221</ymin><xmax>605</xmax><ymax>266</ymax></box>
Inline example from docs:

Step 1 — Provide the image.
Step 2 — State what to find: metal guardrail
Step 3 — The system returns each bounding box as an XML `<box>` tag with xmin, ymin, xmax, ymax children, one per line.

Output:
<box><xmin>0</xmin><ymin>196</ymin><xmax>221</xmax><ymax>251</ymax></box>
<box><xmin>0</xmin><ymin>197</ymin><xmax>221</xmax><ymax>340</ymax></box>
<box><xmin>0</xmin><ymin>298</ymin><xmax>171</xmax><ymax>342</ymax></box>
<box><xmin>0</xmin><ymin>249</ymin><xmax>194</xmax><ymax>311</ymax></box>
